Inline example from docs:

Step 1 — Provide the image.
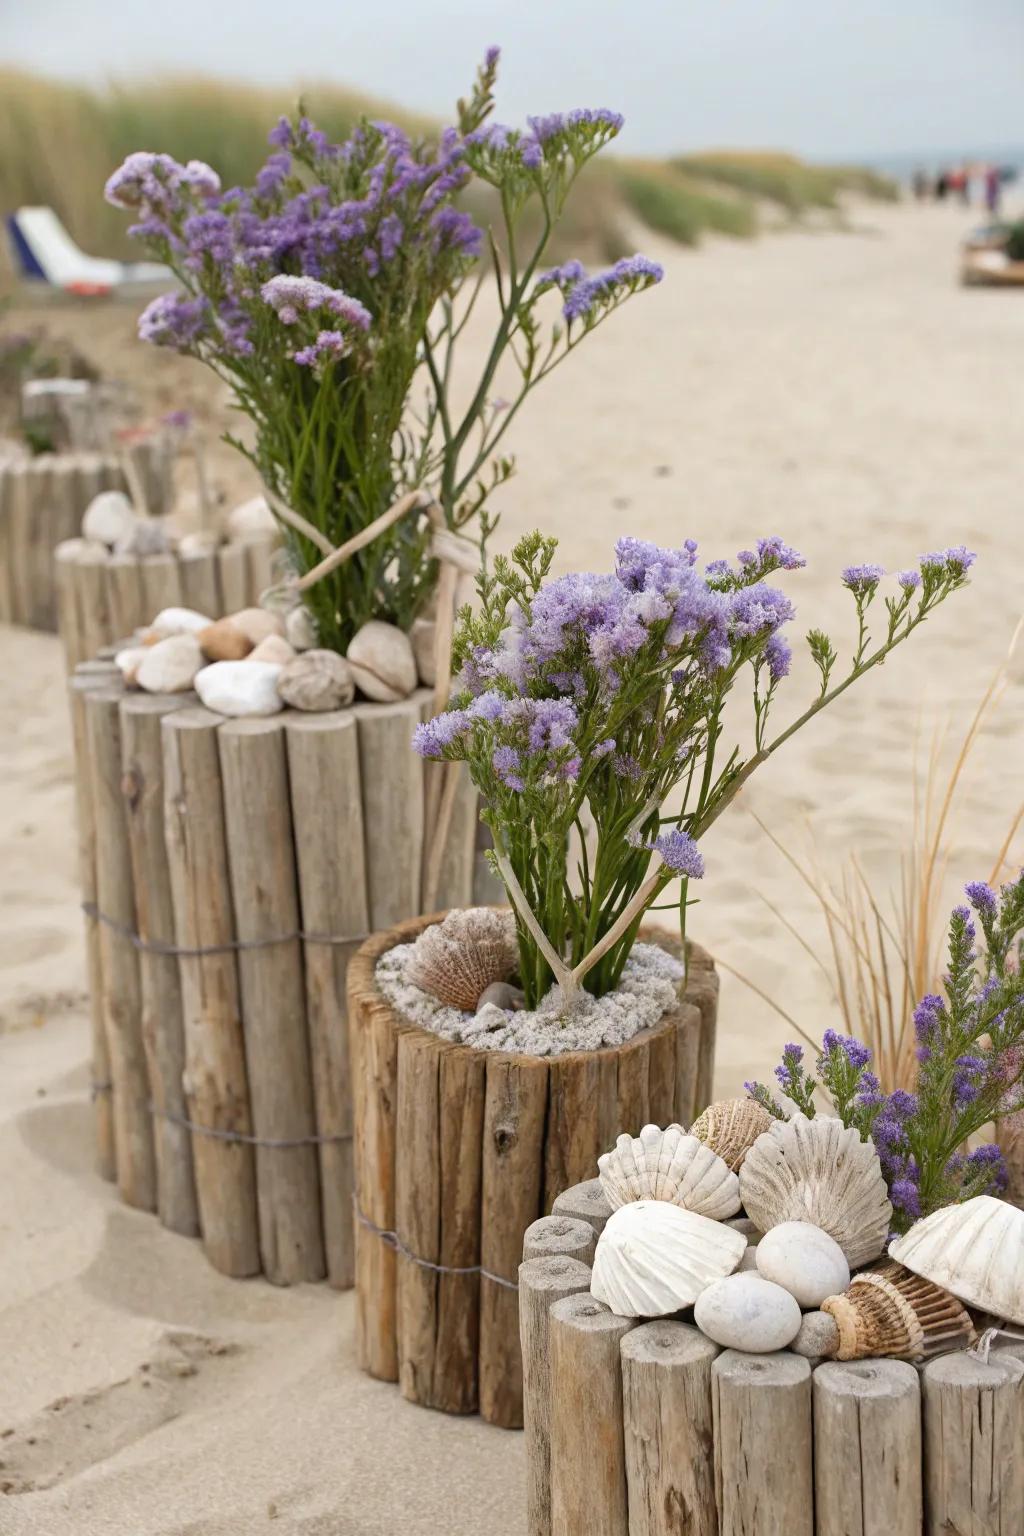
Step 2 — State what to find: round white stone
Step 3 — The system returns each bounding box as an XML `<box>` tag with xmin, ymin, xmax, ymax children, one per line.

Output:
<box><xmin>755</xmin><ymin>1220</ymin><xmax>851</xmax><ymax>1308</ymax></box>
<box><xmin>790</xmin><ymin>1310</ymin><xmax>840</xmax><ymax>1360</ymax></box>
<box><xmin>694</xmin><ymin>1273</ymin><xmax>801</xmax><ymax>1353</ymax></box>
<box><xmin>195</xmin><ymin>660</ymin><xmax>283</xmax><ymax>717</ymax></box>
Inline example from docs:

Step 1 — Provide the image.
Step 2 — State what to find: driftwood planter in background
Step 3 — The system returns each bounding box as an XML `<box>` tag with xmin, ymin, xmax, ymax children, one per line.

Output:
<box><xmin>69</xmin><ymin>669</ymin><xmax>482</xmax><ymax>1289</ymax></box>
<box><xmin>0</xmin><ymin>442</ymin><xmax>169</xmax><ymax>634</ymax></box>
<box><xmin>347</xmin><ymin>916</ymin><xmax>718</xmax><ymax>1428</ymax></box>
<box><xmin>54</xmin><ymin>533</ymin><xmax>274</xmax><ymax>671</ymax></box>
<box><xmin>520</xmin><ymin>1178</ymin><xmax>1024</xmax><ymax>1536</ymax></box>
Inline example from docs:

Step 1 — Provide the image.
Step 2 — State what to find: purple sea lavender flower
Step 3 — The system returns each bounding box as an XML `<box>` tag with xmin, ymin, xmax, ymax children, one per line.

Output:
<box><xmin>593</xmin><ymin>737</ymin><xmax>616</xmax><ymax>758</ymax></box>
<box><xmin>412</xmin><ymin>710</ymin><xmax>471</xmax><ymax>758</ymax></box>
<box><xmin>821</xmin><ymin>1030</ymin><xmax>872</xmax><ymax>1069</ymax></box>
<box><xmin>952</xmin><ymin>1053</ymin><xmax>988</xmax><ymax>1107</ymax></box>
<box><xmin>889</xmin><ymin>1176</ymin><xmax>921</xmax><ymax>1219</ymax></box>
<box><xmin>728</xmin><ymin>582</ymin><xmax>795</xmax><ymax>639</ymax></box>
<box><xmin>430</xmin><ymin>206</ymin><xmax>483</xmax><ymax>257</ymax></box>
<box><xmin>897</xmin><ymin>570</ymin><xmax>921</xmax><ymax>592</ymax></box>
<box><xmin>536</xmin><ymin>259</ymin><xmax>586</xmax><ymax>290</ymax></box>
<box><xmin>261</xmin><ymin>275</ymin><xmax>372</xmax><ymax>330</ymax></box>
<box><xmin>965</xmin><ymin>1143</ymin><xmax>1008</xmax><ymax>1192</ymax></box>
<box><xmin>647</xmin><ymin>829</ymin><xmax>705</xmax><ymax>879</ymax></box>
<box><xmin>467</xmin><ymin>690</ymin><xmax>505</xmax><ymax>722</ymax></box>
<box><xmin>484</xmin><ymin>44</ymin><xmax>501</xmax><ymax>68</ymax></box>
<box><xmin>256</xmin><ymin>152</ymin><xmax>292</xmax><ymax>198</ymax></box>
<box><xmin>774</xmin><ymin>1042</ymin><xmax>804</xmax><ymax>1092</ymax></box>
<box><xmin>764</xmin><ymin>633</ymin><xmax>792</xmax><ymax>681</ymax></box>
<box><xmin>750</xmin><ymin>536</ymin><xmax>807</xmax><ymax>574</ymax></box>
<box><xmin>137</xmin><ymin>291</ymin><xmax>209</xmax><ymax>349</ymax></box>
<box><xmin>561</xmin><ymin>255</ymin><xmax>664</xmax><ymax>322</ymax></box>
<box><xmin>919</xmin><ymin>546</ymin><xmax>977</xmax><ymax>577</ymax></box>
<box><xmin>492</xmin><ymin>744</ymin><xmax>525</xmax><ymax>791</ymax></box>
<box><xmin>842</xmin><ymin>563</ymin><xmax>885</xmax><ymax>595</ymax></box>
<box><xmin>965</xmin><ymin>880</ymin><xmax>997</xmax><ymax>918</ymax></box>
<box><xmin>293</xmin><ymin>330</ymin><xmax>351</xmax><ymax>368</ymax></box>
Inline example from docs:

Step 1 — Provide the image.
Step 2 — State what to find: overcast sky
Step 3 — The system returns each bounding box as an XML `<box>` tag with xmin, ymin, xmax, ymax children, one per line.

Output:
<box><xmin>2</xmin><ymin>0</ymin><xmax>1022</xmax><ymax>160</ymax></box>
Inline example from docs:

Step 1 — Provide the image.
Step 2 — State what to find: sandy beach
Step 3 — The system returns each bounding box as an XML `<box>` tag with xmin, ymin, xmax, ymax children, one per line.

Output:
<box><xmin>2</xmin><ymin>196</ymin><xmax>1023</xmax><ymax>1533</ymax></box>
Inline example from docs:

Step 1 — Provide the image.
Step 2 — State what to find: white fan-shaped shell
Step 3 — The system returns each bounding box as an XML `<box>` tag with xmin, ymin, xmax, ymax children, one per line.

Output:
<box><xmin>598</xmin><ymin>1124</ymin><xmax>741</xmax><ymax>1220</ymax></box>
<box><xmin>738</xmin><ymin>1113</ymin><xmax>892</xmax><ymax>1268</ymax></box>
<box><xmin>590</xmin><ymin>1200</ymin><xmax>747</xmax><ymax>1318</ymax></box>
<box><xmin>889</xmin><ymin>1195</ymin><xmax>1024</xmax><ymax>1325</ymax></box>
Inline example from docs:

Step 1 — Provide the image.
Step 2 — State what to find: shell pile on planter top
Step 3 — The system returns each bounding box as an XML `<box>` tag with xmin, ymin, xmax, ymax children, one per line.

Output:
<box><xmin>583</xmin><ymin>1104</ymin><xmax>1023</xmax><ymax>1366</ymax></box>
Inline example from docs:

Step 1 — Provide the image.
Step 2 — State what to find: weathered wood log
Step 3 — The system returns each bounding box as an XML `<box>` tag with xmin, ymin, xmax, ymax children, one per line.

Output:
<box><xmin>621</xmin><ymin>1320</ymin><xmax>720</xmax><ymax>1536</ymax></box>
<box><xmin>85</xmin><ymin>688</ymin><xmax>156</xmax><ymax>1211</ymax></box>
<box><xmin>355</xmin><ymin>696</ymin><xmax>426</xmax><ymax>929</ymax></box>
<box><xmin>139</xmin><ymin>552</ymin><xmax>182</xmax><ymax>618</ymax></box>
<box><xmin>7</xmin><ymin>459</ymin><xmax>33</xmax><ymax>626</ymax></box>
<box><xmin>179</xmin><ymin>549</ymin><xmax>222</xmax><ymax>619</ymax></box>
<box><xmin>712</xmin><ymin>1349</ymin><xmax>813</xmax><ymax>1536</ymax></box>
<box><xmin>68</xmin><ymin>667</ymin><xmax>119</xmax><ymax>1180</ymax></box>
<box><xmin>523</xmin><ymin>1215</ymin><xmax>597</xmax><ymax>1267</ymax></box>
<box><xmin>73</xmin><ymin>544</ymin><xmax>114</xmax><ymax>664</ymax></box>
<box><xmin>433</xmin><ymin>1041</ymin><xmax>486</xmax><ymax>1411</ymax></box>
<box><xmin>218</xmin><ymin>718</ymin><xmax>324</xmax><ymax>1284</ymax></box>
<box><xmin>551</xmin><ymin>1178</ymin><xmax>613</xmax><ymax>1238</ymax></box>
<box><xmin>674</xmin><ymin>1000</ymin><xmax>704</xmax><ymax>1127</ymax></box>
<box><xmin>106</xmin><ymin>554</ymin><xmax>146</xmax><ymax>643</ymax></box>
<box><xmin>244</xmin><ymin>534</ymin><xmax>276</xmax><ymax>598</ymax></box>
<box><xmin>0</xmin><ymin>463</ymin><xmax>12</xmax><ymax>623</ymax></box>
<box><xmin>687</xmin><ymin>944</ymin><xmax>719</xmax><ymax>1111</ymax></box>
<box><xmin>120</xmin><ymin>692</ymin><xmax>199</xmax><ymax>1237</ymax></box>
<box><xmin>479</xmin><ymin>1052</ymin><xmax>550</xmax><ymax>1428</ymax></box>
<box><xmin>922</xmin><ymin>1346</ymin><xmax>1024</xmax><ymax>1534</ymax></box>
<box><xmin>349</xmin><ymin>942</ymin><xmax>410</xmax><ymax>1380</ymax></box>
<box><xmin>814</xmin><ymin>1359</ymin><xmax>921</xmax><ymax>1536</ymax></box>
<box><xmin>396</xmin><ymin>1029</ymin><xmax>446</xmax><ymax>1405</ymax></box>
<box><xmin>519</xmin><ymin>1255</ymin><xmax>594</xmax><ymax>1536</ymax></box>
<box><xmin>549</xmin><ymin>1293</ymin><xmax>636</xmax><ymax>1536</ymax></box>
<box><xmin>162</xmin><ymin>708</ymin><xmax>260</xmax><ymax>1277</ymax></box>
<box><xmin>217</xmin><ymin>541</ymin><xmax>249</xmax><ymax>613</ymax></box>
<box><xmin>285</xmin><ymin>711</ymin><xmax>369</xmax><ymax>1290</ymax></box>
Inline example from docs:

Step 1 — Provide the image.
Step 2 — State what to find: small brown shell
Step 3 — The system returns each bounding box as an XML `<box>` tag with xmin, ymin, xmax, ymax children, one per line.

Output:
<box><xmin>407</xmin><ymin>908</ymin><xmax>518</xmax><ymax>1011</ymax></box>
<box><xmin>690</xmin><ymin>1098</ymin><xmax>776</xmax><ymax>1172</ymax></box>
<box><xmin>822</xmin><ymin>1260</ymin><xmax>975</xmax><ymax>1362</ymax></box>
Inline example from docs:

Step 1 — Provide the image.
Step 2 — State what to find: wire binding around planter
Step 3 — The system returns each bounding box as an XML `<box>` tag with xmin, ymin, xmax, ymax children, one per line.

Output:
<box><xmin>81</xmin><ymin>901</ymin><xmax>368</xmax><ymax>957</ymax></box>
<box><xmin>150</xmin><ymin>1103</ymin><xmax>352</xmax><ymax>1148</ymax></box>
<box><xmin>352</xmin><ymin>1199</ymin><xmax>519</xmax><ymax>1290</ymax></box>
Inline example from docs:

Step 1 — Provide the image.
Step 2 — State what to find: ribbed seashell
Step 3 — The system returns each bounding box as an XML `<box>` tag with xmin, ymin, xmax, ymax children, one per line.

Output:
<box><xmin>738</xmin><ymin>1112</ymin><xmax>892</xmax><ymax>1267</ymax></box>
<box><xmin>590</xmin><ymin>1199</ymin><xmax>747</xmax><ymax>1318</ymax></box>
<box><xmin>889</xmin><ymin>1194</ymin><xmax>1024</xmax><ymax>1325</ymax></box>
<box><xmin>406</xmin><ymin>908</ymin><xmax>518</xmax><ymax>1011</ymax></box>
<box><xmin>822</xmin><ymin>1260</ymin><xmax>975</xmax><ymax>1362</ymax></box>
<box><xmin>598</xmin><ymin>1124</ymin><xmax>741</xmax><ymax>1220</ymax></box>
<box><xmin>690</xmin><ymin>1098</ymin><xmax>776</xmax><ymax>1172</ymax></box>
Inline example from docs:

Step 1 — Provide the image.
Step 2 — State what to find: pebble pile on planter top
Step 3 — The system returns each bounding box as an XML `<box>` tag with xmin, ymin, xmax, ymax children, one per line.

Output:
<box><xmin>94</xmin><ymin>488</ymin><xmax>434</xmax><ymax>717</ymax></box>
<box><xmin>586</xmin><ymin>1108</ymin><xmax>1024</xmax><ymax>1363</ymax></box>
<box><xmin>81</xmin><ymin>484</ymin><xmax>277</xmax><ymax>561</ymax></box>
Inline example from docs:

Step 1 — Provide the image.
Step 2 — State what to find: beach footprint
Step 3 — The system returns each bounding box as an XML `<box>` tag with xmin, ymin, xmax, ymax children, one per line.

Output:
<box><xmin>0</xmin><ymin>1330</ymin><xmax>239</xmax><ymax>1496</ymax></box>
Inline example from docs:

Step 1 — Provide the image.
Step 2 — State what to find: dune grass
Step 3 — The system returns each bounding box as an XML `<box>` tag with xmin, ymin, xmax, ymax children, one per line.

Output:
<box><xmin>0</xmin><ymin>69</ymin><xmax>898</xmax><ymax>284</ymax></box>
<box><xmin>729</xmin><ymin>625</ymin><xmax>1024</xmax><ymax>1091</ymax></box>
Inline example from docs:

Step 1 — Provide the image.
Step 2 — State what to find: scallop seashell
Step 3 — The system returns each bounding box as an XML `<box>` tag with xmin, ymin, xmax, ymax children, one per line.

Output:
<box><xmin>591</xmin><ymin>1199</ymin><xmax>747</xmax><ymax>1318</ymax></box>
<box><xmin>822</xmin><ymin>1260</ymin><xmax>975</xmax><ymax>1361</ymax></box>
<box><xmin>738</xmin><ymin>1113</ymin><xmax>892</xmax><ymax>1267</ymax></box>
<box><xmin>598</xmin><ymin>1124</ymin><xmax>741</xmax><ymax>1220</ymax></box>
<box><xmin>888</xmin><ymin>1194</ymin><xmax>1024</xmax><ymax>1325</ymax></box>
<box><xmin>346</xmin><ymin>621</ymin><xmax>417</xmax><ymax>702</ymax></box>
<box><xmin>690</xmin><ymin>1098</ymin><xmax>776</xmax><ymax>1172</ymax></box>
<box><xmin>406</xmin><ymin>908</ymin><xmax>518</xmax><ymax>1011</ymax></box>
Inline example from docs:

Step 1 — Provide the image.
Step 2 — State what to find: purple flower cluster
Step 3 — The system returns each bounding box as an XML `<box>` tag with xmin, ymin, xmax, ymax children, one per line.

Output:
<box><xmin>544</xmin><ymin>255</ymin><xmax>664</xmax><ymax>323</ymax></box>
<box><xmin>261</xmin><ymin>275</ymin><xmax>372</xmax><ymax>330</ymax></box>
<box><xmin>293</xmin><ymin>330</ymin><xmax>352</xmax><ymax>369</ymax></box>
<box><xmin>841</xmin><ymin>563</ymin><xmax>885</xmax><ymax>595</ymax></box>
<box><xmin>137</xmin><ymin>292</ymin><xmax>210</xmax><ymax>349</ymax></box>
<box><xmin>105</xmin><ymin>152</ymin><xmax>220</xmax><ymax>212</ymax></box>
<box><xmin>645</xmin><ymin>829</ymin><xmax>705</xmax><ymax>879</ymax></box>
<box><xmin>921</xmin><ymin>546</ymin><xmax>977</xmax><ymax>577</ymax></box>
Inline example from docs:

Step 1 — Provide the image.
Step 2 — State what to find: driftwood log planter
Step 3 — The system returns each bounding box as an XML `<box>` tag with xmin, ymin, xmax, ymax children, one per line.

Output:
<box><xmin>520</xmin><ymin>1179</ymin><xmax>1024</xmax><ymax>1536</ymax></box>
<box><xmin>347</xmin><ymin>916</ymin><xmax>718</xmax><ymax>1428</ymax></box>
<box><xmin>69</xmin><ymin>667</ymin><xmax>485</xmax><ymax>1289</ymax></box>
<box><xmin>55</xmin><ymin>533</ymin><xmax>274</xmax><ymax>671</ymax></box>
<box><xmin>0</xmin><ymin>442</ymin><xmax>169</xmax><ymax>635</ymax></box>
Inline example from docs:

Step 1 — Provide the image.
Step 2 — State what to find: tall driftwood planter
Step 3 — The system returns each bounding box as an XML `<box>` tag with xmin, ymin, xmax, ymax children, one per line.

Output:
<box><xmin>520</xmin><ymin>1178</ymin><xmax>1024</xmax><ymax>1536</ymax></box>
<box><xmin>0</xmin><ymin>442</ymin><xmax>169</xmax><ymax>635</ymax></box>
<box><xmin>347</xmin><ymin>915</ymin><xmax>719</xmax><ymax>1428</ymax></box>
<box><xmin>69</xmin><ymin>669</ymin><xmax>481</xmax><ymax>1289</ymax></box>
<box><xmin>54</xmin><ymin>533</ymin><xmax>275</xmax><ymax>671</ymax></box>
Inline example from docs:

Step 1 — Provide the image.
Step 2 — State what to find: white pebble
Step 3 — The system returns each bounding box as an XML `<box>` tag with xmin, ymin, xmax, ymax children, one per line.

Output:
<box><xmin>195</xmin><ymin>660</ymin><xmax>283</xmax><ymax>717</ymax></box>
<box><xmin>149</xmin><ymin>606</ymin><xmax>213</xmax><ymax>639</ymax></box>
<box><xmin>136</xmin><ymin>634</ymin><xmax>202</xmax><ymax>694</ymax></box>
<box><xmin>755</xmin><ymin>1221</ymin><xmax>851</xmax><ymax>1309</ymax></box>
<box><xmin>82</xmin><ymin>490</ymin><xmax>134</xmax><ymax>547</ymax></box>
<box><xmin>694</xmin><ymin>1273</ymin><xmax>801</xmax><ymax>1352</ymax></box>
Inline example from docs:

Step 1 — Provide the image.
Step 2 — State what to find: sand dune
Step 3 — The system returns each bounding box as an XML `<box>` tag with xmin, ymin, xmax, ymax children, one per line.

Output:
<box><xmin>1</xmin><ymin>197</ymin><xmax>1023</xmax><ymax>1532</ymax></box>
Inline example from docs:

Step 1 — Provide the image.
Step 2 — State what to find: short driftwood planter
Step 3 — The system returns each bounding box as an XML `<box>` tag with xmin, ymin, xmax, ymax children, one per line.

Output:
<box><xmin>347</xmin><ymin>917</ymin><xmax>718</xmax><ymax>1428</ymax></box>
<box><xmin>69</xmin><ymin>670</ymin><xmax>482</xmax><ymax>1289</ymax></box>
<box><xmin>54</xmin><ymin>533</ymin><xmax>274</xmax><ymax>671</ymax></box>
<box><xmin>0</xmin><ymin>442</ymin><xmax>169</xmax><ymax>635</ymax></box>
<box><xmin>520</xmin><ymin>1180</ymin><xmax>1024</xmax><ymax>1536</ymax></box>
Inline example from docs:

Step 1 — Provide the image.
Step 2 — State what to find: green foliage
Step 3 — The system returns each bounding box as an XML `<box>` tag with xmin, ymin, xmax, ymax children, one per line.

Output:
<box><xmin>1005</xmin><ymin>220</ymin><xmax>1024</xmax><ymax>263</ymax></box>
<box><xmin>618</xmin><ymin>164</ymin><xmax>757</xmax><ymax>245</ymax></box>
<box><xmin>674</xmin><ymin>150</ymin><xmax>898</xmax><ymax>217</ymax></box>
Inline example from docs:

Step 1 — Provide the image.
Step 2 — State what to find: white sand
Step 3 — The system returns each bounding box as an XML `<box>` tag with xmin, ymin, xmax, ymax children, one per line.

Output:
<box><xmin>2</xmin><ymin>198</ymin><xmax>1023</xmax><ymax>1532</ymax></box>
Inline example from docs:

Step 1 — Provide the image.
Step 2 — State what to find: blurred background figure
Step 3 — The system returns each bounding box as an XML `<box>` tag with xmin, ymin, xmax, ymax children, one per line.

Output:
<box><xmin>985</xmin><ymin>163</ymin><xmax>1002</xmax><ymax>216</ymax></box>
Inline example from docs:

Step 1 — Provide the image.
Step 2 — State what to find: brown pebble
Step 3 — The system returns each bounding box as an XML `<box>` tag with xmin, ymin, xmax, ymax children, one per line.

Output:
<box><xmin>198</xmin><ymin>618</ymin><xmax>253</xmax><ymax>662</ymax></box>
